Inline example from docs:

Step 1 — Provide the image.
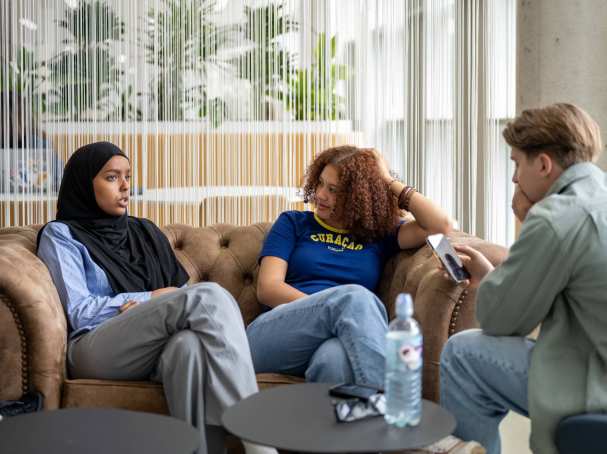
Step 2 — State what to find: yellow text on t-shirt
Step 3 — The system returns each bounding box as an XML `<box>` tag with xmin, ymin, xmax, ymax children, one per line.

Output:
<box><xmin>309</xmin><ymin>233</ymin><xmax>364</xmax><ymax>250</ymax></box>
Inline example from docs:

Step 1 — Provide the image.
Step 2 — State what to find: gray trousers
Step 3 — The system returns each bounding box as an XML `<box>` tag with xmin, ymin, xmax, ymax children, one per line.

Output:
<box><xmin>67</xmin><ymin>282</ymin><xmax>259</xmax><ymax>454</ymax></box>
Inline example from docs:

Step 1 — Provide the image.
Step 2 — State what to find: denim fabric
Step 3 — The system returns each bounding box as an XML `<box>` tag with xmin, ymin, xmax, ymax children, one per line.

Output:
<box><xmin>440</xmin><ymin>329</ymin><xmax>534</xmax><ymax>454</ymax></box>
<box><xmin>246</xmin><ymin>284</ymin><xmax>388</xmax><ymax>387</ymax></box>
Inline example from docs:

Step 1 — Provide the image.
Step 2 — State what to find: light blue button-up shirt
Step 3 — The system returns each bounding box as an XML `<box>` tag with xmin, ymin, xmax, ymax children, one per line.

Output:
<box><xmin>37</xmin><ymin>222</ymin><xmax>152</xmax><ymax>339</ymax></box>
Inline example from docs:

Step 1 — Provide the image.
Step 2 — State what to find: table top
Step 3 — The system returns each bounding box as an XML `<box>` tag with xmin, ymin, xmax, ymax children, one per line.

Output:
<box><xmin>222</xmin><ymin>383</ymin><xmax>455</xmax><ymax>453</ymax></box>
<box><xmin>0</xmin><ymin>408</ymin><xmax>199</xmax><ymax>454</ymax></box>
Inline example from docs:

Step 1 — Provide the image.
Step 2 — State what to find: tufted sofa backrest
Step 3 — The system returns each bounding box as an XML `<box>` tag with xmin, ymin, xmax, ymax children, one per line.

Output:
<box><xmin>0</xmin><ymin>222</ymin><xmax>272</xmax><ymax>405</ymax></box>
<box><xmin>0</xmin><ymin>221</ymin><xmax>507</xmax><ymax>406</ymax></box>
<box><xmin>161</xmin><ymin>223</ymin><xmax>272</xmax><ymax>325</ymax></box>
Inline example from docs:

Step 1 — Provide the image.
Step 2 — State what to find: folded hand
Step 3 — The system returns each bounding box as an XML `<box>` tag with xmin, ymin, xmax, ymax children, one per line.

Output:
<box><xmin>512</xmin><ymin>185</ymin><xmax>534</xmax><ymax>222</ymax></box>
<box><xmin>370</xmin><ymin>149</ymin><xmax>394</xmax><ymax>185</ymax></box>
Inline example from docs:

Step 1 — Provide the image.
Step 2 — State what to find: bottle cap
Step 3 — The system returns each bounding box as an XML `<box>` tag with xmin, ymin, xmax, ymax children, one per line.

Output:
<box><xmin>395</xmin><ymin>293</ymin><xmax>413</xmax><ymax>318</ymax></box>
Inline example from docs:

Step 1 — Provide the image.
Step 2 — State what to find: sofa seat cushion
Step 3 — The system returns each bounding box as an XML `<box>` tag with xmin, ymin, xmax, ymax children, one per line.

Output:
<box><xmin>61</xmin><ymin>374</ymin><xmax>305</xmax><ymax>415</ymax></box>
<box><xmin>61</xmin><ymin>379</ymin><xmax>169</xmax><ymax>414</ymax></box>
<box><xmin>256</xmin><ymin>373</ymin><xmax>304</xmax><ymax>389</ymax></box>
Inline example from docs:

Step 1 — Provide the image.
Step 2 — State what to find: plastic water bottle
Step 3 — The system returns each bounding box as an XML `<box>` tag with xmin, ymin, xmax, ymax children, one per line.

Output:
<box><xmin>384</xmin><ymin>293</ymin><xmax>423</xmax><ymax>427</ymax></box>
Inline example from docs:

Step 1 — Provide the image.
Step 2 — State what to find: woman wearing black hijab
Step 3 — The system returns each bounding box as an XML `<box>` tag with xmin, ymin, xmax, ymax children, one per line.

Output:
<box><xmin>37</xmin><ymin>142</ymin><xmax>275</xmax><ymax>454</ymax></box>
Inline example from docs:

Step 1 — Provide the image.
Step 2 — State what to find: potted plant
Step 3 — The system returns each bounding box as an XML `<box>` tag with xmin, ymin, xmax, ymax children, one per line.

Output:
<box><xmin>0</xmin><ymin>47</ymin><xmax>46</xmax><ymax>115</ymax></box>
<box><xmin>143</xmin><ymin>0</ymin><xmax>237</xmax><ymax>126</ymax></box>
<box><xmin>283</xmin><ymin>33</ymin><xmax>349</xmax><ymax>121</ymax></box>
<box><xmin>228</xmin><ymin>0</ymin><xmax>297</xmax><ymax>121</ymax></box>
<box><xmin>46</xmin><ymin>0</ymin><xmax>139</xmax><ymax>121</ymax></box>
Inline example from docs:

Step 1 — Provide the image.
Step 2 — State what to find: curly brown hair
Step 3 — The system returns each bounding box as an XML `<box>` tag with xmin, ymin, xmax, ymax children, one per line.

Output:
<box><xmin>302</xmin><ymin>145</ymin><xmax>400</xmax><ymax>242</ymax></box>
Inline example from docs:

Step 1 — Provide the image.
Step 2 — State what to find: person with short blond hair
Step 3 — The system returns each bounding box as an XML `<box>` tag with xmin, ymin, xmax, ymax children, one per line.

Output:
<box><xmin>502</xmin><ymin>102</ymin><xmax>602</xmax><ymax>167</ymax></box>
<box><xmin>440</xmin><ymin>103</ymin><xmax>607</xmax><ymax>454</ymax></box>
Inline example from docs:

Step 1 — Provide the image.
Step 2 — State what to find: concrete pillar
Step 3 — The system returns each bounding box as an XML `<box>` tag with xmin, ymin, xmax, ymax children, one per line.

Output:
<box><xmin>517</xmin><ymin>0</ymin><xmax>607</xmax><ymax>168</ymax></box>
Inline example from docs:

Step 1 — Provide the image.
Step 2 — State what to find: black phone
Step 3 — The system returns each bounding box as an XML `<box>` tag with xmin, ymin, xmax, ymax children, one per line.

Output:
<box><xmin>426</xmin><ymin>233</ymin><xmax>471</xmax><ymax>283</ymax></box>
<box><xmin>328</xmin><ymin>383</ymin><xmax>383</xmax><ymax>401</ymax></box>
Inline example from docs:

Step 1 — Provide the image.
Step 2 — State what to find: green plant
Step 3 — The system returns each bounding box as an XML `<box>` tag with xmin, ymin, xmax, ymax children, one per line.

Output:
<box><xmin>284</xmin><ymin>33</ymin><xmax>348</xmax><ymax>121</ymax></box>
<box><xmin>0</xmin><ymin>47</ymin><xmax>46</xmax><ymax>114</ymax></box>
<box><xmin>229</xmin><ymin>1</ymin><xmax>297</xmax><ymax>120</ymax></box>
<box><xmin>144</xmin><ymin>0</ymin><xmax>236</xmax><ymax>124</ymax></box>
<box><xmin>47</xmin><ymin>0</ymin><xmax>139</xmax><ymax>121</ymax></box>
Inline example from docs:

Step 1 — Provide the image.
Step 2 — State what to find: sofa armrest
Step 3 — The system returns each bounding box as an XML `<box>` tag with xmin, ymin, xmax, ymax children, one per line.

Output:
<box><xmin>377</xmin><ymin>230</ymin><xmax>507</xmax><ymax>402</ymax></box>
<box><xmin>0</xmin><ymin>227</ymin><xmax>67</xmax><ymax>409</ymax></box>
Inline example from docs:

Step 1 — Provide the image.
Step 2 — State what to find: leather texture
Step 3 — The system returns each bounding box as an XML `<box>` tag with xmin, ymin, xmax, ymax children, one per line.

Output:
<box><xmin>0</xmin><ymin>222</ymin><xmax>506</xmax><ymax>412</ymax></box>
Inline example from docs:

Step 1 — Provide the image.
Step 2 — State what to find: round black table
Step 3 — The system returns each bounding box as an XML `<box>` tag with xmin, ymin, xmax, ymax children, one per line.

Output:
<box><xmin>0</xmin><ymin>408</ymin><xmax>199</xmax><ymax>454</ymax></box>
<box><xmin>222</xmin><ymin>383</ymin><xmax>455</xmax><ymax>453</ymax></box>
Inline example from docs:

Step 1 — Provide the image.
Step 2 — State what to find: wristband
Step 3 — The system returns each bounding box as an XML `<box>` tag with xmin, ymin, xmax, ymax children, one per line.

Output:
<box><xmin>398</xmin><ymin>185</ymin><xmax>417</xmax><ymax>211</ymax></box>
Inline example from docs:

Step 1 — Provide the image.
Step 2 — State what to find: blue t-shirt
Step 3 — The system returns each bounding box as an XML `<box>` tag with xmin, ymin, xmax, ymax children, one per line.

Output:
<box><xmin>260</xmin><ymin>210</ymin><xmax>401</xmax><ymax>296</ymax></box>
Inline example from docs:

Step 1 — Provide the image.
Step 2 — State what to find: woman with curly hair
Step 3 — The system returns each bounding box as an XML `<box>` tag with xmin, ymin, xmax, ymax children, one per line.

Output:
<box><xmin>246</xmin><ymin>145</ymin><xmax>453</xmax><ymax>387</ymax></box>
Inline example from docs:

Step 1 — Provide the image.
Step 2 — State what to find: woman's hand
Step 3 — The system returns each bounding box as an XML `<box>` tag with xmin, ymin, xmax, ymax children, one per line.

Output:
<box><xmin>119</xmin><ymin>300</ymin><xmax>139</xmax><ymax>313</ymax></box>
<box><xmin>452</xmin><ymin>244</ymin><xmax>494</xmax><ymax>288</ymax></box>
<box><xmin>151</xmin><ymin>287</ymin><xmax>179</xmax><ymax>298</ymax></box>
<box><xmin>370</xmin><ymin>149</ymin><xmax>394</xmax><ymax>185</ymax></box>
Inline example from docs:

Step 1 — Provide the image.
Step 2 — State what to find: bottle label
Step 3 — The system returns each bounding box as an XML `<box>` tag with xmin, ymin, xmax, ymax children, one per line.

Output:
<box><xmin>399</xmin><ymin>343</ymin><xmax>423</xmax><ymax>370</ymax></box>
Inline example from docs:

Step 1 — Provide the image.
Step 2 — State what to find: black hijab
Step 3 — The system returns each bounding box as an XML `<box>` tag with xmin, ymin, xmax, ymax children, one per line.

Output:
<box><xmin>38</xmin><ymin>141</ymin><xmax>189</xmax><ymax>293</ymax></box>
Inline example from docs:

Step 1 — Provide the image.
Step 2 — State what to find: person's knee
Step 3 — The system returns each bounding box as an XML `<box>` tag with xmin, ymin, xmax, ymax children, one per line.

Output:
<box><xmin>189</xmin><ymin>282</ymin><xmax>241</xmax><ymax>316</ymax></box>
<box><xmin>329</xmin><ymin>284</ymin><xmax>387</xmax><ymax>319</ymax></box>
<box><xmin>440</xmin><ymin>329</ymin><xmax>485</xmax><ymax>372</ymax></box>
<box><xmin>339</xmin><ymin>283</ymin><xmax>373</xmax><ymax>299</ymax></box>
<box><xmin>191</xmin><ymin>281</ymin><xmax>229</xmax><ymax>300</ymax></box>
<box><xmin>306</xmin><ymin>338</ymin><xmax>353</xmax><ymax>383</ymax></box>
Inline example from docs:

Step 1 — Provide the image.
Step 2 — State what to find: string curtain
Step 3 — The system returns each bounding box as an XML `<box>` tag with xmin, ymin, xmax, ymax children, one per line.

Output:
<box><xmin>0</xmin><ymin>0</ymin><xmax>515</xmax><ymax>245</ymax></box>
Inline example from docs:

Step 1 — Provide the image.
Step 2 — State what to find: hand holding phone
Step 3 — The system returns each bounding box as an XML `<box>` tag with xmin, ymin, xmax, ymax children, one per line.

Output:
<box><xmin>450</xmin><ymin>243</ymin><xmax>495</xmax><ymax>287</ymax></box>
<box><xmin>426</xmin><ymin>233</ymin><xmax>471</xmax><ymax>283</ymax></box>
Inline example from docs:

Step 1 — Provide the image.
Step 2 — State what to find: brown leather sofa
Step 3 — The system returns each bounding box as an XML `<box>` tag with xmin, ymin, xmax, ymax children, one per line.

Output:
<box><xmin>0</xmin><ymin>222</ymin><xmax>507</xmax><ymax>414</ymax></box>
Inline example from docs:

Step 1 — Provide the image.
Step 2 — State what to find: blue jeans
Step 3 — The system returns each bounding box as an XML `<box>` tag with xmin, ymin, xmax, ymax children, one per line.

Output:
<box><xmin>246</xmin><ymin>284</ymin><xmax>388</xmax><ymax>387</ymax></box>
<box><xmin>440</xmin><ymin>329</ymin><xmax>534</xmax><ymax>454</ymax></box>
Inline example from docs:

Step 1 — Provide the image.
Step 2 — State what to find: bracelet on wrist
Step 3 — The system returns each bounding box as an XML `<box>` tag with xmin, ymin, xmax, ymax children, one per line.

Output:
<box><xmin>398</xmin><ymin>185</ymin><xmax>417</xmax><ymax>211</ymax></box>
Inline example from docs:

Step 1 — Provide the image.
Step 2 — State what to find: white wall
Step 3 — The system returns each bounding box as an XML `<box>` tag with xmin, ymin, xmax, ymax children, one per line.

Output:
<box><xmin>517</xmin><ymin>0</ymin><xmax>607</xmax><ymax>168</ymax></box>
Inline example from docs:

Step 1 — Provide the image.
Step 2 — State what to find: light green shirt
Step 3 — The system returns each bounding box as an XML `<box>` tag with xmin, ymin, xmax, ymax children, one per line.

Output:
<box><xmin>477</xmin><ymin>162</ymin><xmax>607</xmax><ymax>454</ymax></box>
